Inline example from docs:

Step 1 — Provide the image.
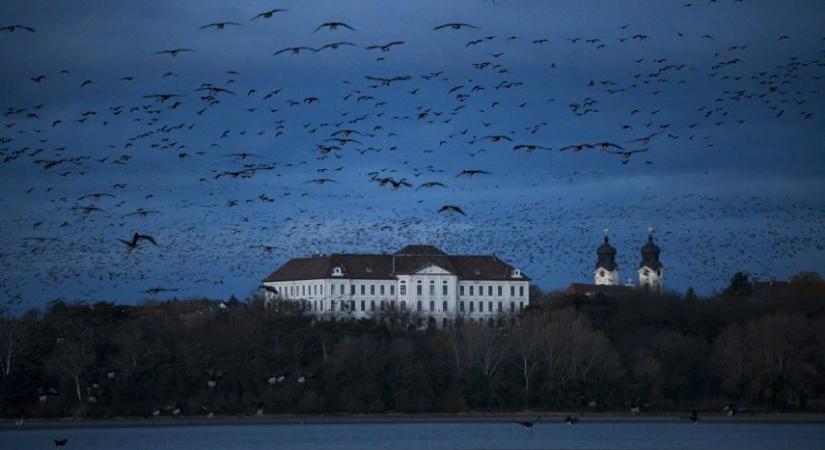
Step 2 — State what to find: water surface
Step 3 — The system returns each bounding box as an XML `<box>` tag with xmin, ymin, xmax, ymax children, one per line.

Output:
<box><xmin>3</xmin><ymin>421</ymin><xmax>825</xmax><ymax>450</ymax></box>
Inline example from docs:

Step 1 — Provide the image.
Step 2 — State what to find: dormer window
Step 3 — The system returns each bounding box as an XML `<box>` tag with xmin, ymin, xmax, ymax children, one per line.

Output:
<box><xmin>512</xmin><ymin>269</ymin><xmax>522</xmax><ymax>278</ymax></box>
<box><xmin>474</xmin><ymin>268</ymin><xmax>481</xmax><ymax>275</ymax></box>
<box><xmin>365</xmin><ymin>266</ymin><xmax>373</xmax><ymax>273</ymax></box>
<box><xmin>332</xmin><ymin>266</ymin><xmax>343</xmax><ymax>277</ymax></box>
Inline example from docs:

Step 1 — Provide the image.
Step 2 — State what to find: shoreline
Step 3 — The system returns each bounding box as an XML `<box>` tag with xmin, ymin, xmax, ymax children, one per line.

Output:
<box><xmin>4</xmin><ymin>412</ymin><xmax>825</xmax><ymax>430</ymax></box>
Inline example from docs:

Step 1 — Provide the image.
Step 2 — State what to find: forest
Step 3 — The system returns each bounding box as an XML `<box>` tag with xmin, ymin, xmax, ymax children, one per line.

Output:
<box><xmin>1</xmin><ymin>272</ymin><xmax>824</xmax><ymax>418</ymax></box>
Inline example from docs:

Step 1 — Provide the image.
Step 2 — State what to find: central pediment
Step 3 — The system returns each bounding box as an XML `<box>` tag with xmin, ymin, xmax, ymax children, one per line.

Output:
<box><xmin>413</xmin><ymin>263</ymin><xmax>454</xmax><ymax>275</ymax></box>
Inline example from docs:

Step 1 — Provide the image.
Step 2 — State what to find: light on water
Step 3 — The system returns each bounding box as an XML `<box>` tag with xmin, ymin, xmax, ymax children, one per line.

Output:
<box><xmin>3</xmin><ymin>422</ymin><xmax>825</xmax><ymax>450</ymax></box>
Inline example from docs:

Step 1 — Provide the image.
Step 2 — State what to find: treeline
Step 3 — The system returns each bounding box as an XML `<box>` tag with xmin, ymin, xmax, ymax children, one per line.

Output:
<box><xmin>1</xmin><ymin>272</ymin><xmax>824</xmax><ymax>418</ymax></box>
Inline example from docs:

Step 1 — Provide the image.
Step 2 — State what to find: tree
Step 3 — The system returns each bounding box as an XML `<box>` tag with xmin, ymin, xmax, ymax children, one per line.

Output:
<box><xmin>510</xmin><ymin>314</ymin><xmax>543</xmax><ymax>411</ymax></box>
<box><xmin>724</xmin><ymin>272</ymin><xmax>752</xmax><ymax>297</ymax></box>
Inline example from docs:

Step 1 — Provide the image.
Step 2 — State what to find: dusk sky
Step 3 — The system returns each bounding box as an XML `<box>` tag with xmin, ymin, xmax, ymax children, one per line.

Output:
<box><xmin>2</xmin><ymin>0</ymin><xmax>824</xmax><ymax>309</ymax></box>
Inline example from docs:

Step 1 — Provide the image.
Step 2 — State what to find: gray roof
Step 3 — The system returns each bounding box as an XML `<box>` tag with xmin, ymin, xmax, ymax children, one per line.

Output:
<box><xmin>262</xmin><ymin>245</ymin><xmax>529</xmax><ymax>282</ymax></box>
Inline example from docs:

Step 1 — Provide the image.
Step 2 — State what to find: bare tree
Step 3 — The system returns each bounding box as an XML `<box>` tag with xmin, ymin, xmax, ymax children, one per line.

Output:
<box><xmin>510</xmin><ymin>314</ymin><xmax>544</xmax><ymax>411</ymax></box>
<box><xmin>0</xmin><ymin>306</ymin><xmax>21</xmax><ymax>377</ymax></box>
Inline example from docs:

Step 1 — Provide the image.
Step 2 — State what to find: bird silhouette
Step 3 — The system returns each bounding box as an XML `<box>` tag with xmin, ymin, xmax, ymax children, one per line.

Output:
<box><xmin>118</xmin><ymin>233</ymin><xmax>158</xmax><ymax>249</ymax></box>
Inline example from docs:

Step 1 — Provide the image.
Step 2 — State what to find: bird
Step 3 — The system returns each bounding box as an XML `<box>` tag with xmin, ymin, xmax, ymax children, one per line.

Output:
<box><xmin>688</xmin><ymin>410</ymin><xmax>700</xmax><ymax>423</ymax></box>
<box><xmin>438</xmin><ymin>205</ymin><xmax>466</xmax><ymax>215</ymax></box>
<box><xmin>416</xmin><ymin>182</ymin><xmax>447</xmax><ymax>190</ymax></box>
<box><xmin>250</xmin><ymin>9</ymin><xmax>288</xmax><ymax>21</ymax></box>
<box><xmin>513</xmin><ymin>416</ymin><xmax>540</xmax><ymax>429</ymax></box>
<box><xmin>318</xmin><ymin>42</ymin><xmax>357</xmax><ymax>51</ymax></box>
<box><xmin>565</xmin><ymin>415</ymin><xmax>579</xmax><ymax>424</ymax></box>
<box><xmin>274</xmin><ymin>47</ymin><xmax>317</xmax><ymax>56</ymax></box>
<box><xmin>314</xmin><ymin>22</ymin><xmax>355</xmax><ymax>32</ymax></box>
<box><xmin>305</xmin><ymin>178</ymin><xmax>337</xmax><ymax>185</ymax></box>
<box><xmin>513</xmin><ymin>144</ymin><xmax>551</xmax><ymax>152</ymax></box>
<box><xmin>118</xmin><ymin>233</ymin><xmax>158</xmax><ymax>249</ymax></box>
<box><xmin>54</xmin><ymin>439</ymin><xmax>68</xmax><ymax>448</ymax></box>
<box><xmin>199</xmin><ymin>22</ymin><xmax>240</xmax><ymax>30</ymax></box>
<box><xmin>455</xmin><ymin>169</ymin><xmax>490</xmax><ymax>178</ymax></box>
<box><xmin>433</xmin><ymin>23</ymin><xmax>480</xmax><ymax>30</ymax></box>
<box><xmin>153</xmin><ymin>49</ymin><xmax>195</xmax><ymax>57</ymax></box>
<box><xmin>1</xmin><ymin>25</ymin><xmax>36</xmax><ymax>33</ymax></box>
<box><xmin>366</xmin><ymin>41</ymin><xmax>405</xmax><ymax>52</ymax></box>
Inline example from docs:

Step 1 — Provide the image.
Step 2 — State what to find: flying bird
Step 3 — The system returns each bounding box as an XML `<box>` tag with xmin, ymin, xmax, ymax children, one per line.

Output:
<box><xmin>251</xmin><ymin>9</ymin><xmax>288</xmax><ymax>21</ymax></box>
<box><xmin>455</xmin><ymin>169</ymin><xmax>490</xmax><ymax>178</ymax></box>
<box><xmin>513</xmin><ymin>416</ymin><xmax>541</xmax><ymax>429</ymax></box>
<box><xmin>199</xmin><ymin>22</ymin><xmax>241</xmax><ymax>30</ymax></box>
<box><xmin>438</xmin><ymin>205</ymin><xmax>466</xmax><ymax>215</ymax></box>
<box><xmin>366</xmin><ymin>41</ymin><xmax>405</xmax><ymax>52</ymax></box>
<box><xmin>314</xmin><ymin>22</ymin><xmax>355</xmax><ymax>32</ymax></box>
<box><xmin>118</xmin><ymin>233</ymin><xmax>158</xmax><ymax>250</ymax></box>
<box><xmin>153</xmin><ymin>49</ymin><xmax>195</xmax><ymax>57</ymax></box>
<box><xmin>274</xmin><ymin>47</ymin><xmax>317</xmax><ymax>56</ymax></box>
<box><xmin>433</xmin><ymin>23</ymin><xmax>480</xmax><ymax>30</ymax></box>
<box><xmin>1</xmin><ymin>25</ymin><xmax>36</xmax><ymax>33</ymax></box>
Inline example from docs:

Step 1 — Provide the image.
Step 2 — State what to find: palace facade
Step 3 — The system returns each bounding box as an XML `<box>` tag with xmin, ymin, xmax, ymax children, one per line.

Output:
<box><xmin>261</xmin><ymin>245</ymin><xmax>530</xmax><ymax>324</ymax></box>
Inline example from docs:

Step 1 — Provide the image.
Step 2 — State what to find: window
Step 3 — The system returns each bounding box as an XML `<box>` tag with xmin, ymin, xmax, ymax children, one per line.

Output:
<box><xmin>479</xmin><ymin>302</ymin><xmax>484</xmax><ymax>312</ymax></box>
<box><xmin>497</xmin><ymin>285</ymin><xmax>502</xmax><ymax>296</ymax></box>
<box><xmin>332</xmin><ymin>266</ymin><xmax>343</xmax><ymax>276</ymax></box>
<box><xmin>470</xmin><ymin>301</ymin><xmax>475</xmax><ymax>312</ymax></box>
<box><xmin>460</xmin><ymin>285</ymin><xmax>465</xmax><ymax>296</ymax></box>
<box><xmin>469</xmin><ymin>286</ymin><xmax>474</xmax><ymax>296</ymax></box>
<box><xmin>443</xmin><ymin>301</ymin><xmax>448</xmax><ymax>312</ymax></box>
<box><xmin>442</xmin><ymin>282</ymin><xmax>448</xmax><ymax>296</ymax></box>
<box><xmin>320</xmin><ymin>301</ymin><xmax>324</xmax><ymax>311</ymax></box>
<box><xmin>429</xmin><ymin>300</ymin><xmax>435</xmax><ymax>311</ymax></box>
<box><xmin>350</xmin><ymin>285</ymin><xmax>355</xmax><ymax>295</ymax></box>
<box><xmin>510</xmin><ymin>301</ymin><xmax>515</xmax><ymax>312</ymax></box>
<box><xmin>497</xmin><ymin>301</ymin><xmax>502</xmax><ymax>312</ymax></box>
<box><xmin>331</xmin><ymin>300</ymin><xmax>336</xmax><ymax>311</ymax></box>
<box><xmin>400</xmin><ymin>301</ymin><xmax>406</xmax><ymax>311</ymax></box>
<box><xmin>488</xmin><ymin>301</ymin><xmax>492</xmax><ymax>312</ymax></box>
<box><xmin>370</xmin><ymin>300</ymin><xmax>375</xmax><ymax>311</ymax></box>
<box><xmin>519</xmin><ymin>286</ymin><xmax>524</xmax><ymax>297</ymax></box>
<box><xmin>519</xmin><ymin>302</ymin><xmax>524</xmax><ymax>311</ymax></box>
<box><xmin>350</xmin><ymin>300</ymin><xmax>355</xmax><ymax>311</ymax></box>
<box><xmin>390</xmin><ymin>285</ymin><xmax>395</xmax><ymax>295</ymax></box>
<box><xmin>380</xmin><ymin>301</ymin><xmax>386</xmax><ymax>311</ymax></box>
<box><xmin>510</xmin><ymin>286</ymin><xmax>515</xmax><ymax>296</ymax></box>
<box><xmin>400</xmin><ymin>282</ymin><xmax>406</xmax><ymax>295</ymax></box>
<box><xmin>488</xmin><ymin>286</ymin><xmax>493</xmax><ymax>296</ymax></box>
<box><xmin>417</xmin><ymin>281</ymin><xmax>422</xmax><ymax>296</ymax></box>
<box><xmin>370</xmin><ymin>285</ymin><xmax>375</xmax><ymax>295</ymax></box>
<box><xmin>429</xmin><ymin>281</ymin><xmax>435</xmax><ymax>296</ymax></box>
<box><xmin>479</xmin><ymin>286</ymin><xmax>483</xmax><ymax>297</ymax></box>
<box><xmin>417</xmin><ymin>300</ymin><xmax>422</xmax><ymax>312</ymax></box>
<box><xmin>380</xmin><ymin>285</ymin><xmax>385</xmax><ymax>296</ymax></box>
<box><xmin>331</xmin><ymin>284</ymin><xmax>335</xmax><ymax>295</ymax></box>
<box><xmin>360</xmin><ymin>300</ymin><xmax>365</xmax><ymax>311</ymax></box>
<box><xmin>460</xmin><ymin>301</ymin><xmax>465</xmax><ymax>312</ymax></box>
<box><xmin>361</xmin><ymin>285</ymin><xmax>366</xmax><ymax>295</ymax></box>
<box><xmin>340</xmin><ymin>284</ymin><xmax>344</xmax><ymax>295</ymax></box>
<box><xmin>302</xmin><ymin>285</ymin><xmax>305</xmax><ymax>296</ymax></box>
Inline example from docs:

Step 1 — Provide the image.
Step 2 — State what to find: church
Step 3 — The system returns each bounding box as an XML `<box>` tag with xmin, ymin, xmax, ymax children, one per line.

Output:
<box><xmin>568</xmin><ymin>227</ymin><xmax>664</xmax><ymax>296</ymax></box>
<box><xmin>260</xmin><ymin>245</ymin><xmax>530</xmax><ymax>324</ymax></box>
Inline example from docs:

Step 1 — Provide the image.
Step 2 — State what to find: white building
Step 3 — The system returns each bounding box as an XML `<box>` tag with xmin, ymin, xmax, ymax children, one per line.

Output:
<box><xmin>572</xmin><ymin>227</ymin><xmax>664</xmax><ymax>296</ymax></box>
<box><xmin>594</xmin><ymin>229</ymin><xmax>619</xmax><ymax>286</ymax></box>
<box><xmin>638</xmin><ymin>228</ymin><xmax>664</xmax><ymax>294</ymax></box>
<box><xmin>261</xmin><ymin>245</ymin><xmax>530</xmax><ymax>325</ymax></box>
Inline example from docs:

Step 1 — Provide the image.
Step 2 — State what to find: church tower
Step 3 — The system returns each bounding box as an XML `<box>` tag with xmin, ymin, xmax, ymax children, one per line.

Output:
<box><xmin>594</xmin><ymin>228</ymin><xmax>619</xmax><ymax>285</ymax></box>
<box><xmin>638</xmin><ymin>226</ymin><xmax>663</xmax><ymax>293</ymax></box>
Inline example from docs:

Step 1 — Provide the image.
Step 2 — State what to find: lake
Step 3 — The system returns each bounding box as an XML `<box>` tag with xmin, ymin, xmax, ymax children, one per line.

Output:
<box><xmin>2</xmin><ymin>421</ymin><xmax>825</xmax><ymax>450</ymax></box>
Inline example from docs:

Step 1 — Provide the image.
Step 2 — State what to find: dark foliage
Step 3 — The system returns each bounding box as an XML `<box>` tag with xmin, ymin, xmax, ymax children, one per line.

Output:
<box><xmin>2</xmin><ymin>273</ymin><xmax>824</xmax><ymax>417</ymax></box>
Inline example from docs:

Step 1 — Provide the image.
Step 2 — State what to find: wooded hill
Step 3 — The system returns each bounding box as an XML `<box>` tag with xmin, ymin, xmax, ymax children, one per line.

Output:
<box><xmin>1</xmin><ymin>272</ymin><xmax>824</xmax><ymax>418</ymax></box>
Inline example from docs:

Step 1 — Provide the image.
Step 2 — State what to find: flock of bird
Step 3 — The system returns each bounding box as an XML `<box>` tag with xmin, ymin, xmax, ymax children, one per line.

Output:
<box><xmin>1</xmin><ymin>0</ymin><xmax>824</xmax><ymax>306</ymax></box>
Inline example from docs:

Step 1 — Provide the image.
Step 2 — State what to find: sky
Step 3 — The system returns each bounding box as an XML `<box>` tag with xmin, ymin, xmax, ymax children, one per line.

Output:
<box><xmin>1</xmin><ymin>0</ymin><xmax>824</xmax><ymax>309</ymax></box>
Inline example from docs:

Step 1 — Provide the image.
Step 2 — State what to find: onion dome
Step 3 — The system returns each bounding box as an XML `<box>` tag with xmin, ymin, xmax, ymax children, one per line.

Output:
<box><xmin>639</xmin><ymin>229</ymin><xmax>663</xmax><ymax>270</ymax></box>
<box><xmin>596</xmin><ymin>234</ymin><xmax>618</xmax><ymax>271</ymax></box>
